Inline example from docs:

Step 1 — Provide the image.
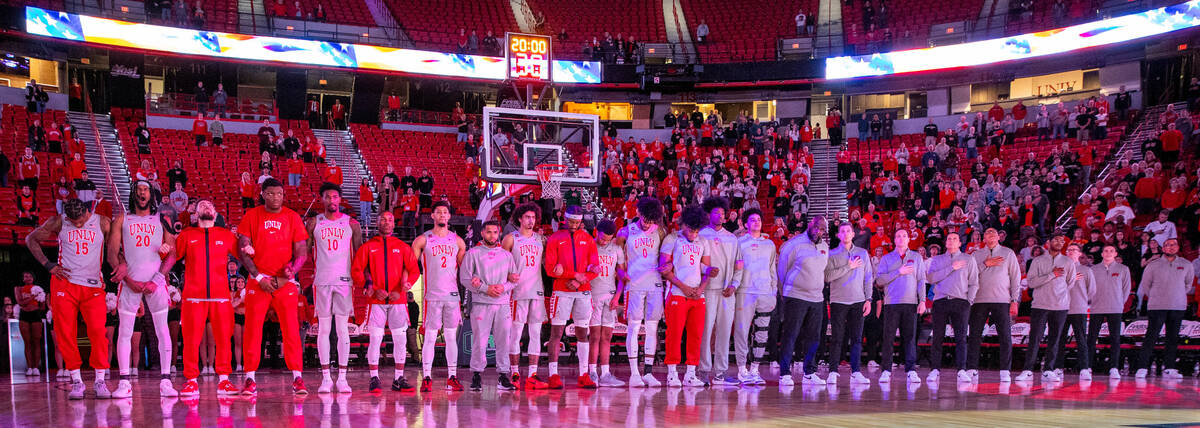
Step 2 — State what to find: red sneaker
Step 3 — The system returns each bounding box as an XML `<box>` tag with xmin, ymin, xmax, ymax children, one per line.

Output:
<box><xmin>292</xmin><ymin>377</ymin><xmax>308</xmax><ymax>395</ymax></box>
<box><xmin>578</xmin><ymin>373</ymin><xmax>598</xmax><ymax>389</ymax></box>
<box><xmin>240</xmin><ymin>378</ymin><xmax>257</xmax><ymax>396</ymax></box>
<box><xmin>511</xmin><ymin>372</ymin><xmax>522</xmax><ymax>390</ymax></box>
<box><xmin>525</xmin><ymin>374</ymin><xmax>549</xmax><ymax>390</ymax></box>
<box><xmin>180</xmin><ymin>380</ymin><xmax>200</xmax><ymax>397</ymax></box>
<box><xmin>446</xmin><ymin>376</ymin><xmax>464</xmax><ymax>392</ymax></box>
<box><xmin>217</xmin><ymin>379</ymin><xmax>239</xmax><ymax>395</ymax></box>
<box><xmin>420</xmin><ymin>376</ymin><xmax>433</xmax><ymax>393</ymax></box>
<box><xmin>547</xmin><ymin>374</ymin><xmax>564</xmax><ymax>389</ymax></box>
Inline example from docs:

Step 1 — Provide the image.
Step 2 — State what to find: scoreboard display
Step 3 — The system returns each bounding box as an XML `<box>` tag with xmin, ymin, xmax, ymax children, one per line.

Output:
<box><xmin>506</xmin><ymin>32</ymin><xmax>551</xmax><ymax>81</ymax></box>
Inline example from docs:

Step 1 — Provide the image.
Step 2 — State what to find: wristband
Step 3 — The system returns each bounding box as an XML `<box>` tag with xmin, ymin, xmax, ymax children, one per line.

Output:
<box><xmin>43</xmin><ymin>260</ymin><xmax>56</xmax><ymax>271</ymax></box>
<box><xmin>254</xmin><ymin>273</ymin><xmax>269</xmax><ymax>283</ymax></box>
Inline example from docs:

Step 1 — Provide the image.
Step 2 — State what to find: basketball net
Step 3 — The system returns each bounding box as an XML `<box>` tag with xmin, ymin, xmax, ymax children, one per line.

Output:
<box><xmin>536</xmin><ymin>164</ymin><xmax>566</xmax><ymax>203</ymax></box>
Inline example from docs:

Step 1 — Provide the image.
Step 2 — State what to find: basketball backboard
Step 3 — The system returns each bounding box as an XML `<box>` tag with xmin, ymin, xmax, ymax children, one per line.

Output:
<box><xmin>481</xmin><ymin>106</ymin><xmax>601</xmax><ymax>187</ymax></box>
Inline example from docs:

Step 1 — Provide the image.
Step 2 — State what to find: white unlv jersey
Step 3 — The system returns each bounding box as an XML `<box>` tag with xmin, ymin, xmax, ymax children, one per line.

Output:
<box><xmin>122</xmin><ymin>214</ymin><xmax>164</xmax><ymax>282</ymax></box>
<box><xmin>591</xmin><ymin>242</ymin><xmax>625</xmax><ymax>295</ymax></box>
<box><xmin>422</xmin><ymin>231</ymin><xmax>461</xmax><ymax>302</ymax></box>
<box><xmin>661</xmin><ymin>232</ymin><xmax>709</xmax><ymax>297</ymax></box>
<box><xmin>313</xmin><ymin>213</ymin><xmax>353</xmax><ymax>286</ymax></box>
<box><xmin>59</xmin><ymin>214</ymin><xmax>104</xmax><ymax>288</ymax></box>
<box><xmin>624</xmin><ymin>222</ymin><xmax>662</xmax><ymax>291</ymax></box>
<box><xmin>508</xmin><ymin>231</ymin><xmax>545</xmax><ymax>300</ymax></box>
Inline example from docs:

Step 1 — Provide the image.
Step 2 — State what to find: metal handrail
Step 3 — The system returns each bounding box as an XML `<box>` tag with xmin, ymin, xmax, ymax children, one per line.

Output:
<box><xmin>80</xmin><ymin>81</ymin><xmax>125</xmax><ymax>217</ymax></box>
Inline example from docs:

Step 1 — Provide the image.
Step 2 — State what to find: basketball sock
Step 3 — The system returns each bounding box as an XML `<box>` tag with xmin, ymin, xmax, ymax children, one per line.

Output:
<box><xmin>219</xmin><ymin>375</ymin><xmax>228</xmax><ymax>382</ymax></box>
<box><xmin>322</xmin><ymin>368</ymin><xmax>331</xmax><ymax>380</ymax></box>
<box><xmin>95</xmin><ymin>369</ymin><xmax>106</xmax><ymax>382</ymax></box>
<box><xmin>589</xmin><ymin>364</ymin><xmax>598</xmax><ymax>375</ymax></box>
<box><xmin>318</xmin><ymin>316</ymin><xmax>333</xmax><ymax>367</ymax></box>
<box><xmin>70</xmin><ymin>369</ymin><xmax>82</xmax><ymax>383</ymax></box>
<box><xmin>576</xmin><ymin>342</ymin><xmax>590</xmax><ymax>374</ymax></box>
<box><xmin>246</xmin><ymin>371</ymin><xmax>256</xmax><ymax>381</ymax></box>
<box><xmin>292</xmin><ymin>371</ymin><xmax>302</xmax><ymax>379</ymax></box>
<box><xmin>338</xmin><ymin>368</ymin><xmax>347</xmax><ymax>379</ymax></box>
<box><xmin>626</xmin><ymin>320</ymin><xmax>642</xmax><ymax>372</ymax></box>
<box><xmin>667</xmin><ymin>365</ymin><xmax>677</xmax><ymax>377</ymax></box>
<box><xmin>370</xmin><ymin>369</ymin><xmax>379</xmax><ymax>377</ymax></box>
<box><xmin>601</xmin><ymin>365</ymin><xmax>610</xmax><ymax>376</ymax></box>
<box><xmin>549</xmin><ymin>362</ymin><xmax>559</xmax><ymax>376</ymax></box>
<box><xmin>686</xmin><ymin>365</ymin><xmax>696</xmax><ymax>376</ymax></box>
<box><xmin>528</xmin><ymin>363</ymin><xmax>539</xmax><ymax>377</ymax></box>
<box><xmin>394</xmin><ymin>369</ymin><xmax>403</xmax><ymax>380</ymax></box>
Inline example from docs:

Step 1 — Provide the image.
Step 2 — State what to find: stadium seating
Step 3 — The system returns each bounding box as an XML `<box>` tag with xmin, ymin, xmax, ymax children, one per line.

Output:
<box><xmin>1004</xmin><ymin>0</ymin><xmax>1098</xmax><ymax>36</ymax></box>
<box><xmin>387</xmin><ymin>0</ymin><xmax>518</xmax><ymax>53</ymax></box>
<box><xmin>842</xmin><ymin>0</ymin><xmax>984</xmax><ymax>54</ymax></box>
<box><xmin>527</xmin><ymin>0</ymin><xmax>666</xmax><ymax>60</ymax></box>
<box><xmin>680</xmin><ymin>0</ymin><xmax>815</xmax><ymax>63</ymax></box>
<box><xmin>350</xmin><ymin>124</ymin><xmax>475</xmax><ymax>216</ymax></box>
<box><xmin>276</xmin><ymin>0</ymin><xmax>376</xmax><ymax>26</ymax></box>
<box><xmin>0</xmin><ymin>105</ymin><xmax>67</xmax><ymax>245</ymax></box>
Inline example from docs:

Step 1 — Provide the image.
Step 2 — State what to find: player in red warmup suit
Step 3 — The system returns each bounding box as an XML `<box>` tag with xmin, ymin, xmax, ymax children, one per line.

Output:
<box><xmin>544</xmin><ymin>205</ymin><xmax>600</xmax><ymax>389</ymax></box>
<box><xmin>237</xmin><ymin>178</ymin><xmax>310</xmax><ymax>395</ymax></box>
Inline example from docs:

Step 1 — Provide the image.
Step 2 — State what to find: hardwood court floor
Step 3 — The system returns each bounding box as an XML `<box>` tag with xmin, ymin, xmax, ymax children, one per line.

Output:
<box><xmin>2</xmin><ymin>367</ymin><xmax>1199</xmax><ymax>427</ymax></box>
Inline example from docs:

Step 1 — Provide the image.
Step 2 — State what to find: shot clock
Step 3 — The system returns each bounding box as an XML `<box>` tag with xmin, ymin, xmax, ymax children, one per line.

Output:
<box><xmin>506</xmin><ymin>32</ymin><xmax>552</xmax><ymax>81</ymax></box>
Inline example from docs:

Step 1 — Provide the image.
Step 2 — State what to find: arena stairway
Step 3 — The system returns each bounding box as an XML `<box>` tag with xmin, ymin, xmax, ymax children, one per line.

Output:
<box><xmin>804</xmin><ymin>138</ymin><xmax>846</xmax><ymax>221</ymax></box>
<box><xmin>313</xmin><ymin>128</ymin><xmax>374</xmax><ymax>226</ymax></box>
<box><xmin>814</xmin><ymin>0</ymin><xmax>845</xmax><ymax>59</ymax></box>
<box><xmin>68</xmin><ymin>111</ymin><xmax>130</xmax><ymax>214</ymax></box>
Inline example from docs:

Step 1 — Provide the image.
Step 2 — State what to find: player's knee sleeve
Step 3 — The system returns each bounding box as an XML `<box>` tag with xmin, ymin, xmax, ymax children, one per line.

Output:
<box><xmin>391</xmin><ymin>329</ymin><xmax>407</xmax><ymax>363</ymax></box>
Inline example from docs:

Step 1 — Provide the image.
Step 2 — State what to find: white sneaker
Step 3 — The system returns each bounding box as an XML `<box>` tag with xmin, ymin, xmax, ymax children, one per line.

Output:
<box><xmin>159</xmin><ymin>379</ymin><xmax>178</xmax><ymax>397</ymax></box>
<box><xmin>878</xmin><ymin>371</ymin><xmax>891</xmax><ymax>383</ymax></box>
<box><xmin>926</xmin><ymin>369</ymin><xmax>940</xmax><ymax>382</ymax></box>
<box><xmin>628</xmin><ymin>373</ymin><xmax>646</xmax><ymax>387</ymax></box>
<box><xmin>956</xmin><ymin>370</ymin><xmax>972</xmax><ymax>383</ymax></box>
<box><xmin>30</xmin><ymin>368</ymin><xmax>39</xmax><ymax>376</ymax></box>
<box><xmin>68</xmin><ymin>381</ymin><xmax>86</xmax><ymax>400</ymax></box>
<box><xmin>131</xmin><ymin>368</ymin><xmax>139</xmax><ymax>377</ymax></box>
<box><xmin>642</xmin><ymin>373</ymin><xmax>662</xmax><ymax>387</ymax></box>
<box><xmin>802</xmin><ymin>374</ymin><xmax>825</xmax><ymax>385</ymax></box>
<box><xmin>850</xmin><ymin>372</ymin><xmax>870</xmax><ymax>384</ymax></box>
<box><xmin>58</xmin><ymin>371</ymin><xmax>71</xmax><ymax>380</ymax></box>
<box><xmin>318</xmin><ymin>377</ymin><xmax>333</xmax><ymax>393</ymax></box>
<box><xmin>1135</xmin><ymin>369</ymin><xmax>1148</xmax><ymax>379</ymax></box>
<box><xmin>867</xmin><ymin>360</ymin><xmax>880</xmax><ymax>369</ymax></box>
<box><xmin>94</xmin><ymin>381</ymin><xmax>112</xmax><ymax>399</ymax></box>
<box><xmin>769</xmin><ymin>362</ymin><xmax>780</xmax><ymax>371</ymax></box>
<box><xmin>711</xmin><ymin>375</ymin><xmax>738</xmax><ymax>386</ymax></box>
<box><xmin>1041</xmin><ymin>371</ymin><xmax>1060</xmax><ymax>382</ymax></box>
<box><xmin>779</xmin><ymin>375</ymin><xmax>794</xmax><ymax>386</ymax></box>
<box><xmin>737</xmin><ymin>371</ymin><xmax>756</xmax><ymax>384</ymax></box>
<box><xmin>335</xmin><ymin>377</ymin><xmax>352</xmax><ymax>393</ymax></box>
<box><xmin>1054</xmin><ymin>369</ymin><xmax>1063</xmax><ymax>378</ymax></box>
<box><xmin>1014</xmin><ymin>370</ymin><xmax>1033</xmax><ymax>382</ymax></box>
<box><xmin>1079</xmin><ymin>368</ymin><xmax>1092</xmax><ymax>381</ymax></box>
<box><xmin>906</xmin><ymin>371</ymin><xmax>920</xmax><ymax>383</ymax></box>
<box><xmin>24</xmin><ymin>368</ymin><xmax>32</xmax><ymax>376</ymax></box>
<box><xmin>599</xmin><ymin>373</ymin><xmax>626</xmax><ymax>387</ymax></box>
<box><xmin>999</xmin><ymin>370</ymin><xmax>1011</xmax><ymax>383</ymax></box>
<box><xmin>826</xmin><ymin>372</ymin><xmax>839</xmax><ymax>384</ymax></box>
<box><xmin>1108</xmin><ymin>368</ymin><xmax>1121</xmax><ymax>378</ymax></box>
<box><xmin>666</xmin><ymin>373</ymin><xmax>682</xmax><ymax>387</ymax></box>
<box><xmin>112</xmin><ymin>380</ymin><xmax>133</xmax><ymax>398</ymax></box>
<box><xmin>1163</xmin><ymin>369</ymin><xmax>1183</xmax><ymax>380</ymax></box>
<box><xmin>750</xmin><ymin>368</ymin><xmax>766</xmax><ymax>385</ymax></box>
<box><xmin>683</xmin><ymin>373</ymin><xmax>705</xmax><ymax>387</ymax></box>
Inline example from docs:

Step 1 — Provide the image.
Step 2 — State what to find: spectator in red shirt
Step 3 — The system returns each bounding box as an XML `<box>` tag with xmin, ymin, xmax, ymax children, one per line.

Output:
<box><xmin>1134</xmin><ymin>167</ymin><xmax>1163</xmax><ymax>214</ymax></box>
<box><xmin>988</xmin><ymin>102</ymin><xmax>1004</xmax><ymax>121</ymax></box>
<box><xmin>68</xmin><ymin>152</ymin><xmax>86</xmax><ymax>181</ymax></box>
<box><xmin>286</xmin><ymin>152</ymin><xmax>304</xmax><ymax>187</ymax></box>
<box><xmin>1160</xmin><ymin>123</ymin><xmax>1183</xmax><ymax>164</ymax></box>
<box><xmin>329</xmin><ymin>100</ymin><xmax>346</xmax><ymax>130</ymax></box>
<box><xmin>240</xmin><ymin>172</ymin><xmax>257</xmax><ymax>208</ymax></box>
<box><xmin>358</xmin><ymin>178</ymin><xmax>374</xmax><ymax>225</ymax></box>
<box><xmin>321</xmin><ymin>158</ymin><xmax>344</xmax><ymax>186</ymax></box>
<box><xmin>192</xmin><ymin>113</ymin><xmax>208</xmax><ymax>147</ymax></box>
<box><xmin>272</xmin><ymin>0</ymin><xmax>287</xmax><ymax>16</ymax></box>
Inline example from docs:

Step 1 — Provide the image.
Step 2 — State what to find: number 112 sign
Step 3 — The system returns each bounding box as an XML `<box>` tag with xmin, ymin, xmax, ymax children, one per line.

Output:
<box><xmin>506</xmin><ymin>32</ymin><xmax>552</xmax><ymax>81</ymax></box>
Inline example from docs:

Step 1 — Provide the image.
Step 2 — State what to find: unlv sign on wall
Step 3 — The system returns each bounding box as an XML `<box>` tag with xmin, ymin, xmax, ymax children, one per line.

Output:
<box><xmin>1009</xmin><ymin>70</ymin><xmax>1085</xmax><ymax>99</ymax></box>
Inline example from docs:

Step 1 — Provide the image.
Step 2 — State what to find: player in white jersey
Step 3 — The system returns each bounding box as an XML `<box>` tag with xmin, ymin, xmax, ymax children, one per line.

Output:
<box><xmin>731</xmin><ymin>209</ymin><xmax>777</xmax><ymax>385</ymax></box>
<box><xmin>698</xmin><ymin>197</ymin><xmax>740</xmax><ymax>385</ymax></box>
<box><xmin>659</xmin><ymin>204</ymin><xmax>714</xmax><ymax>387</ymax></box>
<box><xmin>411</xmin><ymin>201</ymin><xmax>468</xmax><ymax>392</ymax></box>
<box><xmin>588</xmin><ymin>219</ymin><xmax>627</xmax><ymax>387</ymax></box>
<box><xmin>501</xmin><ymin>203</ymin><xmax>550</xmax><ymax>390</ymax></box>
<box><xmin>27</xmin><ymin>198</ymin><xmax>114</xmax><ymax>400</ymax></box>
<box><xmin>615</xmin><ymin>197</ymin><xmax>666</xmax><ymax>387</ymax></box>
<box><xmin>105</xmin><ymin>180</ymin><xmax>178</xmax><ymax>398</ymax></box>
<box><xmin>306</xmin><ymin>183</ymin><xmax>363</xmax><ymax>393</ymax></box>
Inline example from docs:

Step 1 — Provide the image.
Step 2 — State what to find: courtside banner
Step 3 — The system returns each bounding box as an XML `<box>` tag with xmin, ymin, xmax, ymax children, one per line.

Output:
<box><xmin>24</xmin><ymin>6</ymin><xmax>602</xmax><ymax>83</ymax></box>
<box><xmin>826</xmin><ymin>1</ymin><xmax>1200</xmax><ymax>79</ymax></box>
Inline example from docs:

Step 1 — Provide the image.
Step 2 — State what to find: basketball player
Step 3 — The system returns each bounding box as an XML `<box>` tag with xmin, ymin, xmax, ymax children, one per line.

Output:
<box><xmin>306</xmin><ymin>183</ymin><xmax>364</xmax><ymax>393</ymax></box>
<box><xmin>544</xmin><ymin>206</ymin><xmax>599</xmax><ymax>388</ymax></box>
<box><xmin>697</xmin><ymin>197</ymin><xmax>739</xmax><ymax>385</ymax></box>
<box><xmin>1057</xmin><ymin>243</ymin><xmax>1094</xmax><ymax>380</ymax></box>
<box><xmin>502</xmin><ymin>203</ymin><xmax>549</xmax><ymax>390</ymax></box>
<box><xmin>27</xmin><ymin>198</ymin><xmax>113</xmax><ymax>400</ymax></box>
<box><xmin>352</xmin><ymin>211</ymin><xmax>420</xmax><ymax>393</ymax></box>
<box><xmin>411</xmin><ymin>200</ymin><xmax>468</xmax><ymax>392</ymax></box>
<box><xmin>823</xmin><ymin>221</ymin><xmax>873</xmax><ymax>385</ymax></box>
<box><xmin>924</xmin><ymin>231</ymin><xmax>978</xmax><ymax>383</ymax></box>
<box><xmin>460</xmin><ymin>220</ymin><xmax>521</xmax><ymax>391</ymax></box>
<box><xmin>588</xmin><ymin>219</ymin><xmax>626</xmax><ymax>387</ymax></box>
<box><xmin>967</xmin><ymin>227</ymin><xmax>1021</xmax><ymax>383</ymax></box>
<box><xmin>732</xmin><ymin>209</ymin><xmax>776</xmax><ymax>385</ymax></box>
<box><xmin>237</xmin><ymin>178</ymin><xmax>310</xmax><ymax>395</ymax></box>
<box><xmin>777</xmin><ymin>216</ymin><xmax>829</xmax><ymax>386</ymax></box>
<box><xmin>874</xmin><ymin>229</ymin><xmax>926</xmax><ymax>384</ymax></box>
<box><xmin>161</xmin><ymin>199</ymin><xmax>240</xmax><ymax>396</ymax></box>
<box><xmin>106</xmin><ymin>180</ymin><xmax>178</xmax><ymax>398</ymax></box>
<box><xmin>659</xmin><ymin>204</ymin><xmax>713</xmax><ymax>387</ymax></box>
<box><xmin>616</xmin><ymin>197</ymin><xmax>666</xmax><ymax>387</ymax></box>
<box><xmin>1087</xmin><ymin>245</ymin><xmax>1130</xmax><ymax>378</ymax></box>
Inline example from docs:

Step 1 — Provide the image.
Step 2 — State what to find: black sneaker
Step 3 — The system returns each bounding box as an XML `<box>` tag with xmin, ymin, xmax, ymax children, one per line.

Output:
<box><xmin>498</xmin><ymin>373</ymin><xmax>517</xmax><ymax>391</ymax></box>
<box><xmin>392</xmin><ymin>377</ymin><xmax>415</xmax><ymax>392</ymax></box>
<box><xmin>470</xmin><ymin>372</ymin><xmax>483</xmax><ymax>391</ymax></box>
<box><xmin>368</xmin><ymin>376</ymin><xmax>382</xmax><ymax>393</ymax></box>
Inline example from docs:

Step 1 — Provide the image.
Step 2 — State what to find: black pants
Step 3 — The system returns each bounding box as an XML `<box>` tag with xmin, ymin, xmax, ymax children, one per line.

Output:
<box><xmin>967</xmin><ymin>303</ymin><xmax>1013</xmax><ymax>371</ymax></box>
<box><xmin>929</xmin><ymin>298</ymin><xmax>970</xmax><ymax>371</ymax></box>
<box><xmin>778</xmin><ymin>297</ymin><xmax>823</xmax><ymax>376</ymax></box>
<box><xmin>881</xmin><ymin>304</ymin><xmax>918</xmax><ymax>372</ymax></box>
<box><xmin>419</xmin><ymin>194</ymin><xmax>432</xmax><ymax>210</ymax></box>
<box><xmin>863</xmin><ymin>304</ymin><xmax>883</xmax><ymax>363</ymax></box>
<box><xmin>1024</xmin><ymin>308</ymin><xmax>1067</xmax><ymax>372</ymax></box>
<box><xmin>1086</xmin><ymin>313</ymin><xmax>1122</xmax><ymax>371</ymax></box>
<box><xmin>1137</xmin><ymin>310</ymin><xmax>1185</xmax><ymax>371</ymax></box>
<box><xmin>829</xmin><ymin>127</ymin><xmax>842</xmax><ymax>146</ymax></box>
<box><xmin>1054</xmin><ymin>314</ymin><xmax>1090</xmax><ymax>370</ymax></box>
<box><xmin>241</xmin><ymin>197</ymin><xmax>255</xmax><ymax>208</ymax></box>
<box><xmin>829</xmin><ymin>302</ymin><xmax>866</xmax><ymax>373</ymax></box>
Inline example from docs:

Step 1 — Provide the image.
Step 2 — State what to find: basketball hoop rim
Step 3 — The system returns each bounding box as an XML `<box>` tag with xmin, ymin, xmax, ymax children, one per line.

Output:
<box><xmin>536</xmin><ymin>163</ymin><xmax>567</xmax><ymax>181</ymax></box>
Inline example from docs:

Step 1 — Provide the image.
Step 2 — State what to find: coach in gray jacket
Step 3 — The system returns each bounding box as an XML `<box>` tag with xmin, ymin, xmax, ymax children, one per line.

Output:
<box><xmin>1134</xmin><ymin>238</ymin><xmax>1194</xmax><ymax>380</ymax></box>
<box><xmin>824</xmin><ymin>222</ymin><xmax>873</xmax><ymax>384</ymax></box>
<box><xmin>925</xmin><ymin>231</ymin><xmax>979</xmax><ymax>382</ymax></box>
<box><xmin>1018</xmin><ymin>234</ymin><xmax>1076</xmax><ymax>383</ymax></box>
<box><xmin>968</xmin><ymin>228</ymin><xmax>1022</xmax><ymax>382</ymax></box>
<box><xmin>874</xmin><ymin>229</ymin><xmax>926</xmax><ymax>383</ymax></box>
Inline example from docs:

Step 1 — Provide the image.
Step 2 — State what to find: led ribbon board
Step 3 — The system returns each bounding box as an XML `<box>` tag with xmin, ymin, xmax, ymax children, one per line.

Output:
<box><xmin>825</xmin><ymin>1</ymin><xmax>1200</xmax><ymax>79</ymax></box>
<box><xmin>24</xmin><ymin>6</ymin><xmax>601</xmax><ymax>83</ymax></box>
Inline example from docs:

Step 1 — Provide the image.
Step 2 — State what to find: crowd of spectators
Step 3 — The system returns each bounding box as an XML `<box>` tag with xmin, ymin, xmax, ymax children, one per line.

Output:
<box><xmin>268</xmin><ymin>0</ymin><xmax>329</xmax><ymax>22</ymax></box>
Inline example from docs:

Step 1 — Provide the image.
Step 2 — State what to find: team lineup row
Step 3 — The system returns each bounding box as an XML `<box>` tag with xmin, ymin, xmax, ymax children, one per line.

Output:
<box><xmin>22</xmin><ymin>177</ymin><xmax>1195</xmax><ymax>399</ymax></box>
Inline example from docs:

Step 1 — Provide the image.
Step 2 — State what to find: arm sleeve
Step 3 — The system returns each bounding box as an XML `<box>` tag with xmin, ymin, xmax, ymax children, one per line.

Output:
<box><xmin>966</xmin><ymin>257</ymin><xmax>981</xmax><ymax>303</ymax></box>
<box><xmin>404</xmin><ymin>245</ymin><xmax>420</xmax><ymax>286</ymax></box>
<box><xmin>775</xmin><ymin>241</ymin><xmax>791</xmax><ymax>284</ymax></box>
<box><xmin>1026</xmin><ymin>257</ymin><xmax>1051</xmax><ymax>290</ymax></box>
<box><xmin>731</xmin><ymin>242</ymin><xmax>746</xmax><ymax>290</ymax></box>
<box><xmin>1186</xmin><ymin>263</ymin><xmax>1196</xmax><ymax>295</ymax></box>
<box><xmin>1008</xmin><ymin>252</ymin><xmax>1022</xmax><ymax>302</ymax></box>
<box><xmin>544</xmin><ymin>235</ymin><xmax>563</xmax><ymax>278</ymax></box>
<box><xmin>916</xmin><ymin>255</ymin><xmax>927</xmax><ymax>304</ymax></box>
<box><xmin>501</xmin><ymin>255</ymin><xmax>518</xmax><ymax>293</ymax></box>
<box><xmin>1120</xmin><ymin>266</ymin><xmax>1133</xmax><ymax>304</ymax></box>
<box><xmin>175</xmin><ymin>230</ymin><xmax>189</xmax><ymax>259</ymax></box>
<box><xmin>459</xmin><ymin>251</ymin><xmax>477</xmax><ymax>290</ymax></box>
<box><xmin>862</xmin><ymin>250</ymin><xmax>874</xmax><ymax>301</ymax></box>
<box><xmin>351</xmin><ymin>244</ymin><xmax>369</xmax><ymax>287</ymax></box>
<box><xmin>583</xmin><ymin>238</ymin><xmax>600</xmax><ymax>282</ymax></box>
